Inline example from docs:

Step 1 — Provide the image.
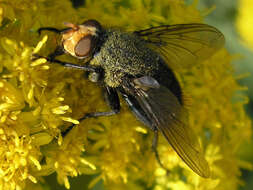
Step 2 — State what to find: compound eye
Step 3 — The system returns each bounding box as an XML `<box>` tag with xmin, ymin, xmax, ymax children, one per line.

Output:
<box><xmin>74</xmin><ymin>35</ymin><xmax>93</xmax><ymax>57</ymax></box>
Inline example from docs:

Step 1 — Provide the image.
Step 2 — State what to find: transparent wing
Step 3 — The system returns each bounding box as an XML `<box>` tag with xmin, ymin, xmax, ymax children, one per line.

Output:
<box><xmin>134</xmin><ymin>84</ymin><xmax>210</xmax><ymax>177</ymax></box>
<box><xmin>134</xmin><ymin>23</ymin><xmax>225</xmax><ymax>69</ymax></box>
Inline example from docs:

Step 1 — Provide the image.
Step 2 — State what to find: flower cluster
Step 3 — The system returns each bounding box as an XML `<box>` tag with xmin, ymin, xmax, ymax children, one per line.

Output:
<box><xmin>237</xmin><ymin>0</ymin><xmax>253</xmax><ymax>50</ymax></box>
<box><xmin>0</xmin><ymin>0</ymin><xmax>251</xmax><ymax>190</ymax></box>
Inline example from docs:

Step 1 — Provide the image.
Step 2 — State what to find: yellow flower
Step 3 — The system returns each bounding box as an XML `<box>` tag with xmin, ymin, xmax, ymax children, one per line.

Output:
<box><xmin>0</xmin><ymin>0</ymin><xmax>251</xmax><ymax>190</ymax></box>
<box><xmin>237</xmin><ymin>0</ymin><xmax>253</xmax><ymax>50</ymax></box>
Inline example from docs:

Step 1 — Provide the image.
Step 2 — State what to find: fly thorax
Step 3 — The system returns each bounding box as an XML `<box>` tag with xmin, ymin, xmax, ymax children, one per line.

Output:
<box><xmin>104</xmin><ymin>70</ymin><xmax>125</xmax><ymax>87</ymax></box>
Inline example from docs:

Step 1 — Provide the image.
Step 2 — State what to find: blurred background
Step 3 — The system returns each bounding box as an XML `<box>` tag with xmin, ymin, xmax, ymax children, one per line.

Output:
<box><xmin>198</xmin><ymin>0</ymin><xmax>253</xmax><ymax>189</ymax></box>
<box><xmin>44</xmin><ymin>0</ymin><xmax>253</xmax><ymax>189</ymax></box>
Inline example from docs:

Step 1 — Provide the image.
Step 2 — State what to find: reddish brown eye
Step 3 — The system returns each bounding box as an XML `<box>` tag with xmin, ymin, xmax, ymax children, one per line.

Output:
<box><xmin>74</xmin><ymin>35</ymin><xmax>92</xmax><ymax>57</ymax></box>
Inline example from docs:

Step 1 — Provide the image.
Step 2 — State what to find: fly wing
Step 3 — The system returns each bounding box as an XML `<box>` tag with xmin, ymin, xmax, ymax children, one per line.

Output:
<box><xmin>134</xmin><ymin>23</ymin><xmax>224</xmax><ymax>69</ymax></box>
<box><xmin>131</xmin><ymin>81</ymin><xmax>210</xmax><ymax>177</ymax></box>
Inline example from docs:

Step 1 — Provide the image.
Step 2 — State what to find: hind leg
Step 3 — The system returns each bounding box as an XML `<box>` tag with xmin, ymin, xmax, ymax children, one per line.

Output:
<box><xmin>121</xmin><ymin>91</ymin><xmax>169</xmax><ymax>172</ymax></box>
<box><xmin>62</xmin><ymin>86</ymin><xmax>120</xmax><ymax>136</ymax></box>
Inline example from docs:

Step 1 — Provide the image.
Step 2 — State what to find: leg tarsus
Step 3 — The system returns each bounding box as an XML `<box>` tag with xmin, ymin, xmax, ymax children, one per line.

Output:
<box><xmin>38</xmin><ymin>27</ymin><xmax>62</xmax><ymax>35</ymax></box>
<box><xmin>31</xmin><ymin>54</ymin><xmax>97</xmax><ymax>72</ymax></box>
<box><xmin>48</xmin><ymin>46</ymin><xmax>65</xmax><ymax>60</ymax></box>
<box><xmin>38</xmin><ymin>27</ymin><xmax>70</xmax><ymax>35</ymax></box>
<box><xmin>152</xmin><ymin>129</ymin><xmax>170</xmax><ymax>175</ymax></box>
<box><xmin>62</xmin><ymin>87</ymin><xmax>120</xmax><ymax>137</ymax></box>
<box><xmin>61</xmin><ymin>110</ymin><xmax>119</xmax><ymax>137</ymax></box>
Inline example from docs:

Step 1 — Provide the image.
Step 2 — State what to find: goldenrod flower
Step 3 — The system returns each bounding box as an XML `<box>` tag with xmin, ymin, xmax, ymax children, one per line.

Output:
<box><xmin>237</xmin><ymin>0</ymin><xmax>253</xmax><ymax>50</ymax></box>
<box><xmin>0</xmin><ymin>0</ymin><xmax>251</xmax><ymax>190</ymax></box>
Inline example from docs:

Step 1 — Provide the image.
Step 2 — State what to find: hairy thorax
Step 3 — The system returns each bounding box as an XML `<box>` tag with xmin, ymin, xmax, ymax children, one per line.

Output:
<box><xmin>89</xmin><ymin>29</ymin><xmax>160</xmax><ymax>87</ymax></box>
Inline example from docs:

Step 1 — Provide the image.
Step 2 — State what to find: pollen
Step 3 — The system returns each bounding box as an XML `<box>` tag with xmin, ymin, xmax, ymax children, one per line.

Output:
<box><xmin>135</xmin><ymin>126</ymin><xmax>148</xmax><ymax>134</ymax></box>
<box><xmin>31</xmin><ymin>132</ymin><xmax>53</xmax><ymax>146</ymax></box>
<box><xmin>21</xmin><ymin>48</ymin><xmax>30</xmax><ymax>58</ymax></box>
<box><xmin>0</xmin><ymin>82</ymin><xmax>4</xmax><ymax>87</ymax></box>
<box><xmin>27</xmin><ymin>85</ymin><xmax>34</xmax><ymax>100</ymax></box>
<box><xmin>33</xmin><ymin>35</ymin><xmax>48</xmax><ymax>54</ymax></box>
<box><xmin>63</xmin><ymin>176</ymin><xmax>70</xmax><ymax>189</ymax></box>
<box><xmin>60</xmin><ymin>117</ymin><xmax>79</xmax><ymax>124</ymax></box>
<box><xmin>28</xmin><ymin>175</ymin><xmax>37</xmax><ymax>183</ymax></box>
<box><xmin>51</xmin><ymin>105</ymin><xmax>69</xmax><ymax>114</ymax></box>
<box><xmin>155</xmin><ymin>167</ymin><xmax>167</xmax><ymax>176</ymax></box>
<box><xmin>29</xmin><ymin>156</ymin><xmax>42</xmax><ymax>170</ymax></box>
<box><xmin>30</xmin><ymin>57</ymin><xmax>47</xmax><ymax>66</ymax></box>
<box><xmin>42</xmin><ymin>65</ymin><xmax>50</xmax><ymax>70</ymax></box>
<box><xmin>80</xmin><ymin>158</ymin><xmax>96</xmax><ymax>170</ymax></box>
<box><xmin>5</xmin><ymin>38</ymin><xmax>15</xmax><ymax>46</ymax></box>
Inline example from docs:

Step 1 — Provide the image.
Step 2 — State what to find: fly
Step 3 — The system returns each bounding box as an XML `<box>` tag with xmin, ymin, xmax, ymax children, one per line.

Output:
<box><xmin>33</xmin><ymin>19</ymin><xmax>225</xmax><ymax>178</ymax></box>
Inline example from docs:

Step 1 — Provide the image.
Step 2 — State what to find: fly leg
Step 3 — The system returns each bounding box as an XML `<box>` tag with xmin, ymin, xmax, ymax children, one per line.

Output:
<box><xmin>152</xmin><ymin>129</ymin><xmax>169</xmax><ymax>174</ymax></box>
<box><xmin>38</xmin><ymin>27</ymin><xmax>62</xmax><ymax>35</ymax></box>
<box><xmin>47</xmin><ymin>46</ymin><xmax>65</xmax><ymax>60</ymax></box>
<box><xmin>38</xmin><ymin>27</ymin><xmax>70</xmax><ymax>35</ymax></box>
<box><xmin>32</xmin><ymin>54</ymin><xmax>97</xmax><ymax>72</ymax></box>
<box><xmin>62</xmin><ymin>86</ymin><xmax>120</xmax><ymax>136</ymax></box>
<box><xmin>121</xmin><ymin>91</ymin><xmax>169</xmax><ymax>173</ymax></box>
<box><xmin>36</xmin><ymin>26</ymin><xmax>71</xmax><ymax>60</ymax></box>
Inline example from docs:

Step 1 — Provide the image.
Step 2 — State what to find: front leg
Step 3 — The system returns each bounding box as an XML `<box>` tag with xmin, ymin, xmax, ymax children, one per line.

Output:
<box><xmin>47</xmin><ymin>46</ymin><xmax>65</xmax><ymax>60</ymax></box>
<box><xmin>62</xmin><ymin>86</ymin><xmax>120</xmax><ymax>136</ymax></box>
<box><xmin>32</xmin><ymin>54</ymin><xmax>97</xmax><ymax>72</ymax></box>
